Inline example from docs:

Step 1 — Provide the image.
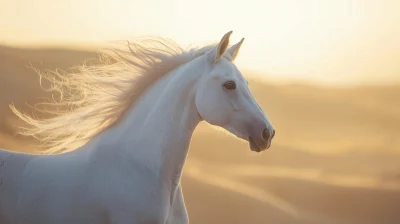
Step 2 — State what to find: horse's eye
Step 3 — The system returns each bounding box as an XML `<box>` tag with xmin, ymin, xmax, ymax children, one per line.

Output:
<box><xmin>223</xmin><ymin>81</ymin><xmax>236</xmax><ymax>90</ymax></box>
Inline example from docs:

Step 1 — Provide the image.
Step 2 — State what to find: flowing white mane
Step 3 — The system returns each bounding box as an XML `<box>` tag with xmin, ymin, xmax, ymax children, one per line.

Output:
<box><xmin>10</xmin><ymin>37</ymin><xmax>217</xmax><ymax>154</ymax></box>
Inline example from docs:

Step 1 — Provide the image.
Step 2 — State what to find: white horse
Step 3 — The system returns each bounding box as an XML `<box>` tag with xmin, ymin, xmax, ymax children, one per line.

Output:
<box><xmin>0</xmin><ymin>31</ymin><xmax>275</xmax><ymax>224</ymax></box>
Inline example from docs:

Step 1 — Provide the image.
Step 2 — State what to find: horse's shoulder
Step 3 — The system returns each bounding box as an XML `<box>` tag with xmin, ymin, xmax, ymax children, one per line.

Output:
<box><xmin>0</xmin><ymin>149</ymin><xmax>36</xmax><ymax>168</ymax></box>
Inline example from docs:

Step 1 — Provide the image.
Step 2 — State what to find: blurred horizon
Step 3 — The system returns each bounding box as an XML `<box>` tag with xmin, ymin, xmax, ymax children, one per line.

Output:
<box><xmin>1</xmin><ymin>0</ymin><xmax>400</xmax><ymax>86</ymax></box>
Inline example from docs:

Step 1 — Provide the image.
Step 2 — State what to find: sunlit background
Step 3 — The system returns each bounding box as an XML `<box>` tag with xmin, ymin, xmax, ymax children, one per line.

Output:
<box><xmin>1</xmin><ymin>0</ymin><xmax>400</xmax><ymax>223</ymax></box>
<box><xmin>1</xmin><ymin>0</ymin><xmax>400</xmax><ymax>85</ymax></box>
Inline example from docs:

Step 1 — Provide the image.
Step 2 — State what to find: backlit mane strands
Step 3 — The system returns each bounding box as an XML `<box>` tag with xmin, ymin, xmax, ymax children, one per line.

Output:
<box><xmin>10</xmin><ymin>38</ymin><xmax>216</xmax><ymax>154</ymax></box>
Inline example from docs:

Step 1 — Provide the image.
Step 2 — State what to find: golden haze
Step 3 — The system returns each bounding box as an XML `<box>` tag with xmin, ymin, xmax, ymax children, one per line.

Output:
<box><xmin>1</xmin><ymin>0</ymin><xmax>400</xmax><ymax>223</ymax></box>
<box><xmin>1</xmin><ymin>0</ymin><xmax>400</xmax><ymax>85</ymax></box>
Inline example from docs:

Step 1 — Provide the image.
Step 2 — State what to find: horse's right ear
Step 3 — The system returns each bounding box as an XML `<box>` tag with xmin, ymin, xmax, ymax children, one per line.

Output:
<box><xmin>208</xmin><ymin>31</ymin><xmax>233</xmax><ymax>63</ymax></box>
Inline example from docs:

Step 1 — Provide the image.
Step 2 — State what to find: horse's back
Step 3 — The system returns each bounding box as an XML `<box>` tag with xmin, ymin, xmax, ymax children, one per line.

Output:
<box><xmin>0</xmin><ymin>148</ymin><xmax>37</xmax><ymax>223</ymax></box>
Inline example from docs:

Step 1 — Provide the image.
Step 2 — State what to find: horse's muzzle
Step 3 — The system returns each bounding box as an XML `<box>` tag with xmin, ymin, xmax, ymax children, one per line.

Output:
<box><xmin>248</xmin><ymin>126</ymin><xmax>275</xmax><ymax>152</ymax></box>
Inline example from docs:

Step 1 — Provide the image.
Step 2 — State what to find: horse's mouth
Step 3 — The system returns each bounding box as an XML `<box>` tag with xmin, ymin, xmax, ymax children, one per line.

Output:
<box><xmin>249</xmin><ymin>136</ymin><xmax>270</xmax><ymax>152</ymax></box>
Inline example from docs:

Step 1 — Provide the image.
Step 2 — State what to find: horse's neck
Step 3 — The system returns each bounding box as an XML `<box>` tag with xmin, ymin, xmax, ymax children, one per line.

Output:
<box><xmin>92</xmin><ymin>56</ymin><xmax>204</xmax><ymax>187</ymax></box>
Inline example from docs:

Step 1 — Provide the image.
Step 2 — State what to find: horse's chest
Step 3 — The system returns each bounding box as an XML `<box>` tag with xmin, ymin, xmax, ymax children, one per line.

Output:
<box><xmin>92</xmin><ymin>172</ymin><xmax>171</xmax><ymax>223</ymax></box>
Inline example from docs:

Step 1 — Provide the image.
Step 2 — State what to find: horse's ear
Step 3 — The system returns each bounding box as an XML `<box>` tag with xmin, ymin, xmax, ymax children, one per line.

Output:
<box><xmin>210</xmin><ymin>31</ymin><xmax>233</xmax><ymax>63</ymax></box>
<box><xmin>226</xmin><ymin>38</ymin><xmax>244</xmax><ymax>61</ymax></box>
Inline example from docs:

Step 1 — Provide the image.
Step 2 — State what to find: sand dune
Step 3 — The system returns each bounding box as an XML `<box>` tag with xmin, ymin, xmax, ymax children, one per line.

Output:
<box><xmin>1</xmin><ymin>45</ymin><xmax>400</xmax><ymax>223</ymax></box>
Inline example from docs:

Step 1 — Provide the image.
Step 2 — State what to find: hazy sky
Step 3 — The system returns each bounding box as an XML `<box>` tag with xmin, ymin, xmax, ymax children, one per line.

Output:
<box><xmin>1</xmin><ymin>0</ymin><xmax>399</xmax><ymax>85</ymax></box>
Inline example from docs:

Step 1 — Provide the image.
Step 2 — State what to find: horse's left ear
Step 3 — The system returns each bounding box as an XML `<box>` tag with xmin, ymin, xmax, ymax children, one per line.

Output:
<box><xmin>226</xmin><ymin>38</ymin><xmax>245</xmax><ymax>61</ymax></box>
<box><xmin>210</xmin><ymin>31</ymin><xmax>233</xmax><ymax>63</ymax></box>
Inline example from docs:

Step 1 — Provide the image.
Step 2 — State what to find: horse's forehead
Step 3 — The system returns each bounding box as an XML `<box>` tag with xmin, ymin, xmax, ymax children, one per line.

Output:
<box><xmin>213</xmin><ymin>59</ymin><xmax>240</xmax><ymax>76</ymax></box>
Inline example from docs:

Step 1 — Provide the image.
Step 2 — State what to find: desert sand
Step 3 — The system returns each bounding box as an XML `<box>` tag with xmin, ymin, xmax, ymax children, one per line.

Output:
<box><xmin>1</xmin><ymin>45</ymin><xmax>400</xmax><ymax>224</ymax></box>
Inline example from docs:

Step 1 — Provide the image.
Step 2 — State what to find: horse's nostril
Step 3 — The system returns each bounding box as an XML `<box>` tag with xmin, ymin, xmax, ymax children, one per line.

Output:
<box><xmin>272</xmin><ymin>129</ymin><xmax>275</xmax><ymax>139</ymax></box>
<box><xmin>262</xmin><ymin>128</ymin><xmax>270</xmax><ymax>141</ymax></box>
